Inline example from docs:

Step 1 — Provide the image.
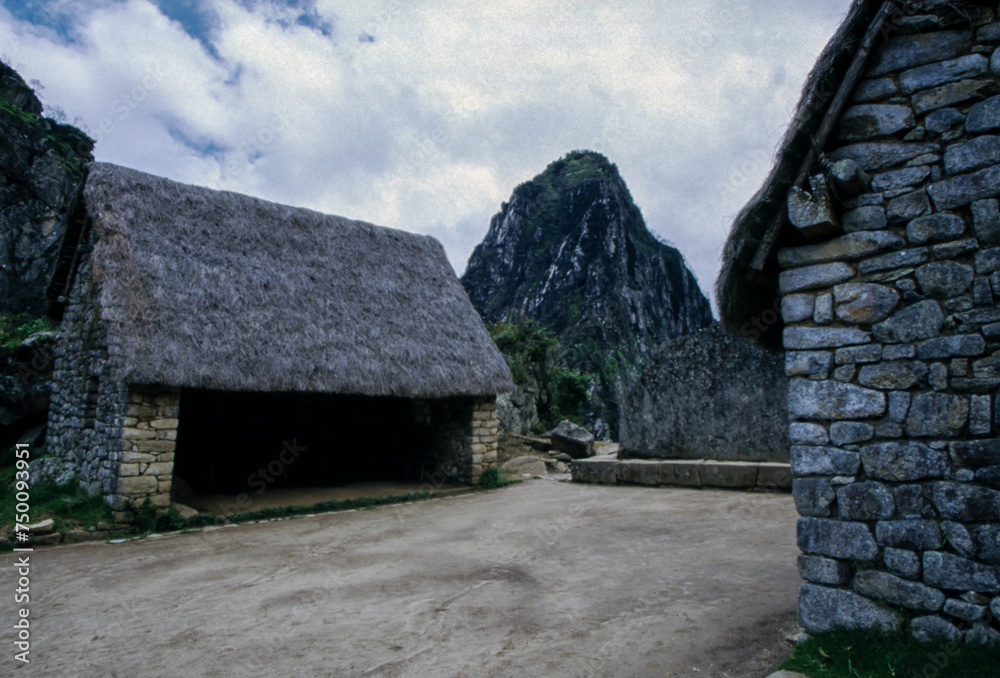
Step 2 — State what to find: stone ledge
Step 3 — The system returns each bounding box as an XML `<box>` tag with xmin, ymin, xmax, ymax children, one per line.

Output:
<box><xmin>570</xmin><ymin>458</ymin><xmax>792</xmax><ymax>490</ymax></box>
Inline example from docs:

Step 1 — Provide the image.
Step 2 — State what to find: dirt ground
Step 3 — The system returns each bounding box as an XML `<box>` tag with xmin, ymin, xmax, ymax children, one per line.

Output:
<box><xmin>2</xmin><ymin>479</ymin><xmax>801</xmax><ymax>678</ymax></box>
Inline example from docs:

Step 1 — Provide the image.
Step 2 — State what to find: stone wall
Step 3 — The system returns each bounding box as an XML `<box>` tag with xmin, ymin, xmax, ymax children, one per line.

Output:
<box><xmin>417</xmin><ymin>395</ymin><xmax>498</xmax><ymax>486</ymax></box>
<box><xmin>782</xmin><ymin>6</ymin><xmax>1000</xmax><ymax>643</ymax></box>
<box><xmin>37</xmin><ymin>231</ymin><xmax>126</xmax><ymax>501</ymax></box>
<box><xmin>36</xmin><ymin>225</ymin><xmax>180</xmax><ymax>522</ymax></box>
<box><xmin>619</xmin><ymin>324</ymin><xmax>789</xmax><ymax>462</ymax></box>
<box><xmin>114</xmin><ymin>387</ymin><xmax>179</xmax><ymax>520</ymax></box>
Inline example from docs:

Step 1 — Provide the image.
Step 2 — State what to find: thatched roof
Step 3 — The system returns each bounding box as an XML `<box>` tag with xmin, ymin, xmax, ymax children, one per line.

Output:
<box><xmin>716</xmin><ymin>0</ymin><xmax>882</xmax><ymax>348</ymax></box>
<box><xmin>74</xmin><ymin>162</ymin><xmax>513</xmax><ymax>397</ymax></box>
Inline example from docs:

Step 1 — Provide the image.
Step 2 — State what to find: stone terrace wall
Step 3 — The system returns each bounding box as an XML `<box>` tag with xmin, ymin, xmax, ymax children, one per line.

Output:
<box><xmin>782</xmin><ymin>6</ymin><xmax>1000</xmax><ymax>643</ymax></box>
<box><xmin>620</xmin><ymin>324</ymin><xmax>789</xmax><ymax>462</ymax></box>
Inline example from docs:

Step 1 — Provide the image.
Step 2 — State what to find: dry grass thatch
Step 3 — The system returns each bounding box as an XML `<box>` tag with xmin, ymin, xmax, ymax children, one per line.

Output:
<box><xmin>715</xmin><ymin>0</ymin><xmax>881</xmax><ymax>347</ymax></box>
<box><xmin>80</xmin><ymin>162</ymin><xmax>513</xmax><ymax>397</ymax></box>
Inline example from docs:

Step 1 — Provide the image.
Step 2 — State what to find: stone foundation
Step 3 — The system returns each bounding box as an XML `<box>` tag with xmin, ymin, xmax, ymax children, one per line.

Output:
<box><xmin>572</xmin><ymin>457</ymin><xmax>792</xmax><ymax>490</ymax></box>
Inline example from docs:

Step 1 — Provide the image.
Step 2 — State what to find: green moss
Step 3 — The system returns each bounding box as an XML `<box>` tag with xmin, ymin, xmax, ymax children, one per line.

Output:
<box><xmin>0</xmin><ymin>312</ymin><xmax>54</xmax><ymax>355</ymax></box>
<box><xmin>478</xmin><ymin>467</ymin><xmax>519</xmax><ymax>490</ymax></box>
<box><xmin>122</xmin><ymin>491</ymin><xmax>441</xmax><ymax>538</ymax></box>
<box><xmin>0</xmin><ymin>95</ymin><xmax>94</xmax><ymax>182</ymax></box>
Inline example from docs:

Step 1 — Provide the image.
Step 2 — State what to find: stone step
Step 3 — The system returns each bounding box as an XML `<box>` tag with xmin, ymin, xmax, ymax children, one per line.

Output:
<box><xmin>570</xmin><ymin>458</ymin><xmax>792</xmax><ymax>491</ymax></box>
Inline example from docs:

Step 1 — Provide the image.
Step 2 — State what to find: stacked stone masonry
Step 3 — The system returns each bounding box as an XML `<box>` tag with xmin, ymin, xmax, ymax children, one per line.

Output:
<box><xmin>114</xmin><ymin>387</ymin><xmax>179</xmax><ymax>521</ymax></box>
<box><xmin>37</xmin><ymin>234</ymin><xmax>129</xmax><ymax>505</ymax></box>
<box><xmin>469</xmin><ymin>396</ymin><xmax>499</xmax><ymax>485</ymax></box>
<box><xmin>782</xmin><ymin>4</ymin><xmax>1000</xmax><ymax>644</ymax></box>
<box><xmin>414</xmin><ymin>395</ymin><xmax>498</xmax><ymax>486</ymax></box>
<box><xmin>37</xmin><ymin>229</ymin><xmax>182</xmax><ymax>522</ymax></box>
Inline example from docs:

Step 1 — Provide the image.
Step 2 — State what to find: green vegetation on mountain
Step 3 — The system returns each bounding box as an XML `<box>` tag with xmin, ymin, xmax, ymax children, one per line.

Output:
<box><xmin>487</xmin><ymin>313</ymin><xmax>592</xmax><ymax>428</ymax></box>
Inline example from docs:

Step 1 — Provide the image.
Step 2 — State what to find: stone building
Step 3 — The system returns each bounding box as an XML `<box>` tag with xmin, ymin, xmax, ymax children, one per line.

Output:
<box><xmin>37</xmin><ymin>162</ymin><xmax>512</xmax><ymax>520</ymax></box>
<box><xmin>719</xmin><ymin>0</ymin><xmax>1000</xmax><ymax>643</ymax></box>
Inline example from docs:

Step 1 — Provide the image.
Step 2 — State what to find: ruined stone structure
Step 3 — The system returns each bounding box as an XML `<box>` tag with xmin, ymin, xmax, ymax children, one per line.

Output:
<box><xmin>720</xmin><ymin>0</ymin><xmax>1000</xmax><ymax>643</ymax></box>
<box><xmin>36</xmin><ymin>163</ymin><xmax>511</xmax><ymax>520</ymax></box>
<box><xmin>619</xmin><ymin>324</ymin><xmax>790</xmax><ymax>464</ymax></box>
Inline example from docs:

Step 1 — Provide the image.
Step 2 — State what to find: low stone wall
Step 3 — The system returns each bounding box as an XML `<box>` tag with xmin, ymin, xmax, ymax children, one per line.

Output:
<box><xmin>469</xmin><ymin>396</ymin><xmax>499</xmax><ymax>484</ymax></box>
<box><xmin>572</xmin><ymin>457</ymin><xmax>792</xmax><ymax>491</ymax></box>
<box><xmin>619</xmin><ymin>324</ymin><xmax>789</xmax><ymax>462</ymax></box>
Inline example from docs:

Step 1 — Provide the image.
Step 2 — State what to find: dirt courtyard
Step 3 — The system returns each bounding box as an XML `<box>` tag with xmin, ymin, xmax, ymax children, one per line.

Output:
<box><xmin>3</xmin><ymin>480</ymin><xmax>800</xmax><ymax>678</ymax></box>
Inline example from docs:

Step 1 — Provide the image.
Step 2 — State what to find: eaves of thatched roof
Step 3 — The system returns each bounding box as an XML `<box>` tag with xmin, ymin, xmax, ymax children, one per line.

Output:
<box><xmin>716</xmin><ymin>0</ymin><xmax>990</xmax><ymax>348</ymax></box>
<box><xmin>72</xmin><ymin>162</ymin><xmax>514</xmax><ymax>398</ymax></box>
<box><xmin>716</xmin><ymin>0</ymin><xmax>884</xmax><ymax>348</ymax></box>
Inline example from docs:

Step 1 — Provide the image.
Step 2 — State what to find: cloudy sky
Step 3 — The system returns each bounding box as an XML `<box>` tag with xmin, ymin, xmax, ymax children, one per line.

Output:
<box><xmin>1</xmin><ymin>0</ymin><xmax>852</xmax><ymax>312</ymax></box>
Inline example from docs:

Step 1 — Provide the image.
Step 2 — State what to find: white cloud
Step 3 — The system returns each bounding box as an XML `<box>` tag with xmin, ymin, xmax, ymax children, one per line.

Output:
<box><xmin>0</xmin><ymin>0</ymin><xmax>853</xmax><ymax>311</ymax></box>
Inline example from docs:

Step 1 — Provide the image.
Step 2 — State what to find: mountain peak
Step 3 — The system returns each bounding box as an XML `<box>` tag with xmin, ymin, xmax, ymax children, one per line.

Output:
<box><xmin>462</xmin><ymin>152</ymin><xmax>713</xmax><ymax>437</ymax></box>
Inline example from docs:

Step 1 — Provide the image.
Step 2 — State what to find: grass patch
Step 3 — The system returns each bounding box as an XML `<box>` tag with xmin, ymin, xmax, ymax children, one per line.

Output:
<box><xmin>226</xmin><ymin>492</ymin><xmax>434</xmax><ymax>523</ymax></box>
<box><xmin>779</xmin><ymin>629</ymin><xmax>1000</xmax><ymax>677</ymax></box>
<box><xmin>479</xmin><ymin>467</ymin><xmax>521</xmax><ymax>490</ymax></box>
<box><xmin>0</xmin><ymin>312</ymin><xmax>55</xmax><ymax>356</ymax></box>
<box><xmin>0</xmin><ymin>466</ymin><xmax>113</xmax><ymax>550</ymax></box>
<box><xmin>4</xmin><ymin>459</ymin><xmax>510</xmax><ymax>547</ymax></box>
<box><xmin>0</xmin><ymin>94</ymin><xmax>94</xmax><ymax>181</ymax></box>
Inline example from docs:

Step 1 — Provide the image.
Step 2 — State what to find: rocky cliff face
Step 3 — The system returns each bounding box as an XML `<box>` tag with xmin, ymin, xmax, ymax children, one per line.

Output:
<box><xmin>0</xmin><ymin>62</ymin><xmax>93</xmax><ymax>448</ymax></box>
<box><xmin>0</xmin><ymin>61</ymin><xmax>93</xmax><ymax>315</ymax></box>
<box><xmin>462</xmin><ymin>151</ymin><xmax>714</xmax><ymax>437</ymax></box>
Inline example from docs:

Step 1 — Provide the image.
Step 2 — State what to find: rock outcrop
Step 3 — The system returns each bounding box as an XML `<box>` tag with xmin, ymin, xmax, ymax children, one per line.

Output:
<box><xmin>462</xmin><ymin>150</ymin><xmax>714</xmax><ymax>437</ymax></box>
<box><xmin>0</xmin><ymin>61</ymin><xmax>93</xmax><ymax>447</ymax></box>
<box><xmin>0</xmin><ymin>61</ymin><xmax>93</xmax><ymax>315</ymax></box>
<box><xmin>546</xmin><ymin>420</ymin><xmax>595</xmax><ymax>459</ymax></box>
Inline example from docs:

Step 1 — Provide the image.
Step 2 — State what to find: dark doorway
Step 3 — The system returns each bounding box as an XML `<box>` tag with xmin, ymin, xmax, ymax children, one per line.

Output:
<box><xmin>173</xmin><ymin>390</ymin><xmax>430</xmax><ymax>494</ymax></box>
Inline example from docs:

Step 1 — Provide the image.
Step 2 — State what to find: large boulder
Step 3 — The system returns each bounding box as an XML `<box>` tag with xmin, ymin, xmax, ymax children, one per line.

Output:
<box><xmin>501</xmin><ymin>455</ymin><xmax>548</xmax><ymax>476</ymax></box>
<box><xmin>546</xmin><ymin>420</ymin><xmax>595</xmax><ymax>459</ymax></box>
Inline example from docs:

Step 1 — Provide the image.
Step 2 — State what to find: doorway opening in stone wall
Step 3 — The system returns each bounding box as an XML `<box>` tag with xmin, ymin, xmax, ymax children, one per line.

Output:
<box><xmin>171</xmin><ymin>390</ymin><xmax>463</xmax><ymax>516</ymax></box>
